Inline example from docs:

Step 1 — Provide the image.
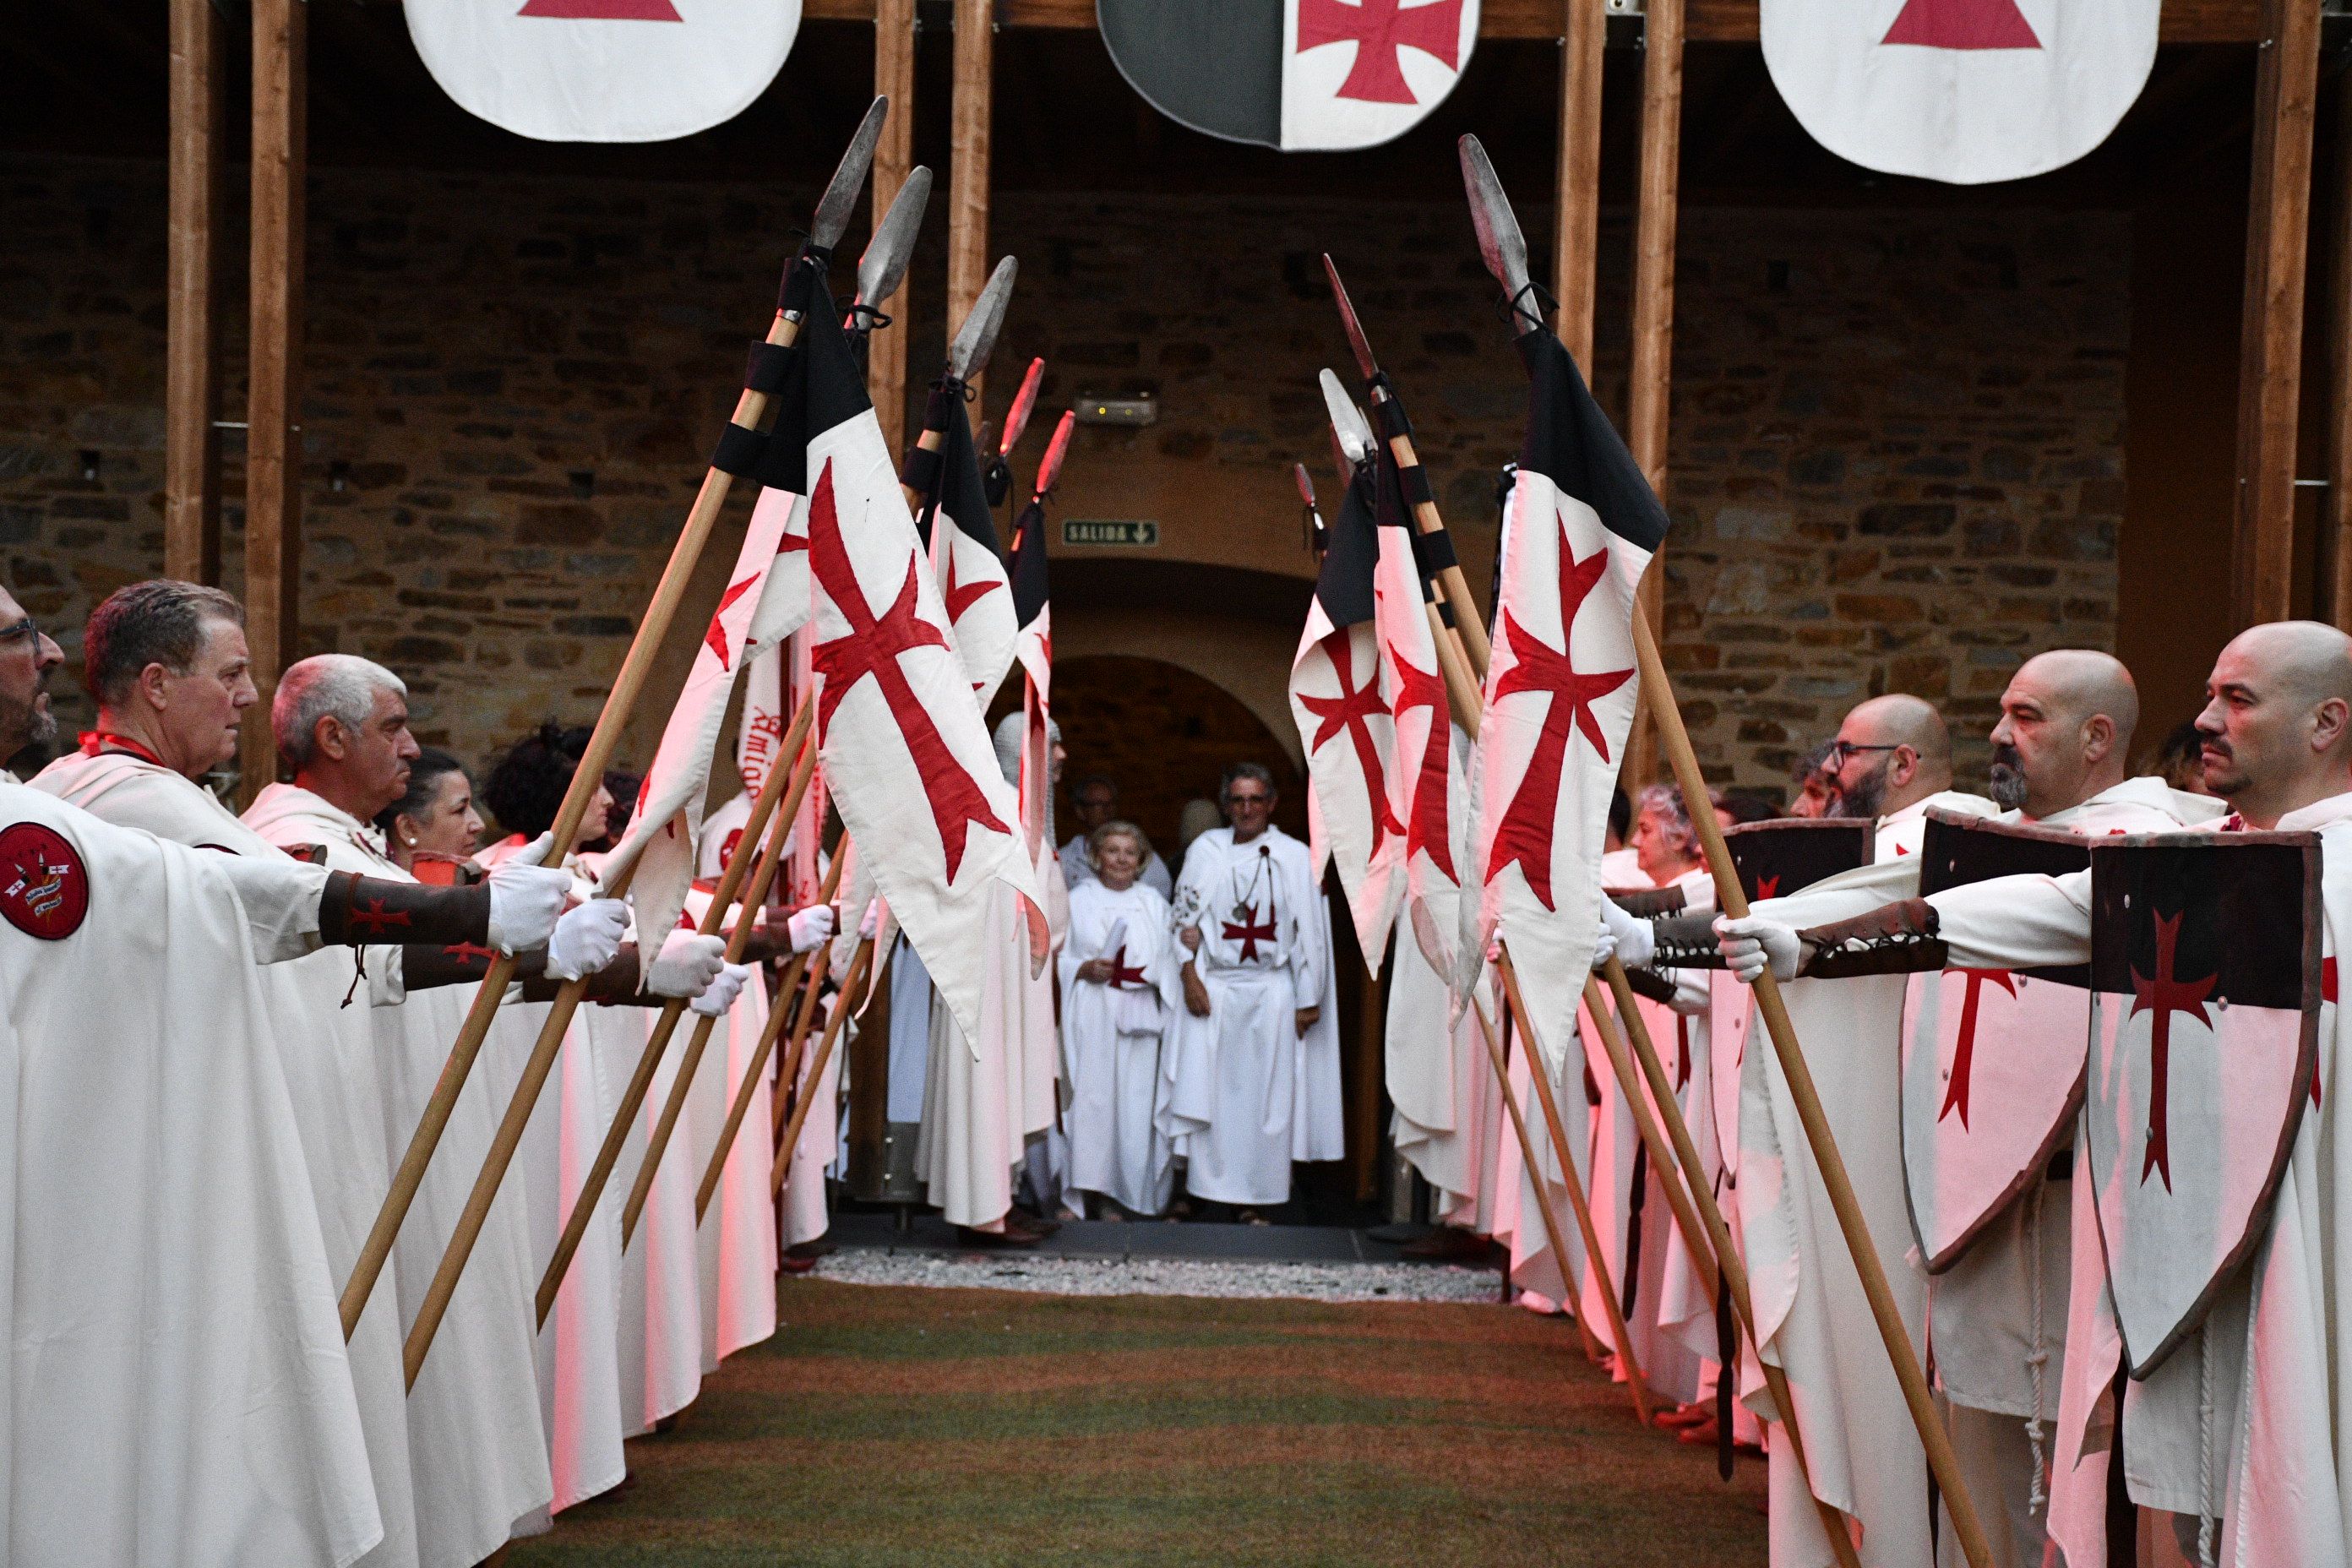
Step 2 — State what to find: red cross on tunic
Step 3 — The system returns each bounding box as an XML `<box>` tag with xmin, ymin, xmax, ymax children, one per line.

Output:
<box><xmin>519</xmin><ymin>0</ymin><xmax>683</xmax><ymax>17</ymax></box>
<box><xmin>1108</xmin><ymin>945</ymin><xmax>1150</xmax><ymax>989</ymax></box>
<box><xmin>1881</xmin><ymin>0</ymin><xmax>2041</xmax><ymax>49</ymax></box>
<box><xmin>1298</xmin><ymin>629</ymin><xmax>1406</xmax><ymax>854</ymax></box>
<box><xmin>1936</xmin><ymin>967</ymin><xmax>2017</xmax><ymax>1129</ymax></box>
<box><xmin>2130</xmin><ymin>909</ymin><xmax>2218</xmax><ymax>1194</ymax></box>
<box><xmin>1222</xmin><ymin>904</ymin><xmax>1278</xmax><ymax>964</ymax></box>
<box><xmin>807</xmin><ymin>459</ymin><xmax>1010</xmax><ymax>881</ymax></box>
<box><xmin>1484</xmin><ymin>527</ymin><xmax>1634</xmax><ymax>911</ymax></box>
<box><xmin>348</xmin><ymin>899</ymin><xmax>414</xmax><ymax>939</ymax></box>
<box><xmin>1386</xmin><ymin>636</ymin><xmax>1458</xmax><ymax>883</ymax></box>
<box><xmin>703</xmin><ymin>573</ymin><xmax>760</xmax><ymax>672</ymax></box>
<box><xmin>1295</xmin><ymin>0</ymin><xmax>1465</xmax><ymax>105</ymax></box>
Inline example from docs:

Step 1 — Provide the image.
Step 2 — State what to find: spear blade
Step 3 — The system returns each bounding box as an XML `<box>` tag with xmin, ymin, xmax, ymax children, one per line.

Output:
<box><xmin>1319</xmin><ymin>368</ymin><xmax>1373</xmax><ymax>466</ymax></box>
<box><xmin>812</xmin><ymin>97</ymin><xmax>889</xmax><ymax>253</ymax></box>
<box><xmin>1033</xmin><ymin>410</ymin><xmax>1076</xmax><ymax>498</ymax></box>
<box><xmin>1321</xmin><ymin>253</ymin><xmax>1380</xmax><ymax>383</ymax></box>
<box><xmin>948</xmin><ymin>256</ymin><xmax>1019</xmax><ymax>384</ymax></box>
<box><xmin>1459</xmin><ymin>134</ymin><xmax>1533</xmax><ymax>306</ymax></box>
<box><xmin>1293</xmin><ymin>462</ymin><xmax>1317</xmax><ymax>512</ymax></box>
<box><xmin>855</xmin><ymin>164</ymin><xmax>931</xmax><ymax>308</ymax></box>
<box><xmin>999</xmin><ymin>358</ymin><xmax>1046</xmax><ymax>455</ymax></box>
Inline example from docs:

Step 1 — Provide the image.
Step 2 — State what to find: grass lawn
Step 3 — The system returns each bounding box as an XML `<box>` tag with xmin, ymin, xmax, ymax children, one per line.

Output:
<box><xmin>506</xmin><ymin>1277</ymin><xmax>1767</xmax><ymax>1567</ymax></box>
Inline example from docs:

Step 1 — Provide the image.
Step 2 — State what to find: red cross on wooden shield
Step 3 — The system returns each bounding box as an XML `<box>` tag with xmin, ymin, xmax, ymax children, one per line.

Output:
<box><xmin>406</xmin><ymin>0</ymin><xmax>800</xmax><ymax>143</ymax></box>
<box><xmin>1902</xmin><ymin>809</ymin><xmax>2091</xmax><ymax>1272</ymax></box>
<box><xmin>2085</xmin><ymin>831</ymin><xmax>2321</xmax><ymax>1377</ymax></box>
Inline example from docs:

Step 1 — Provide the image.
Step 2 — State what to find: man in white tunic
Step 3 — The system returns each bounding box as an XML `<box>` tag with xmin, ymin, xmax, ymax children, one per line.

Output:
<box><xmin>1724</xmin><ymin>624</ymin><xmax>2352</xmax><ymax>1568</ymax></box>
<box><xmin>1165</xmin><ymin>764</ymin><xmax>1343</xmax><ymax>1213</ymax></box>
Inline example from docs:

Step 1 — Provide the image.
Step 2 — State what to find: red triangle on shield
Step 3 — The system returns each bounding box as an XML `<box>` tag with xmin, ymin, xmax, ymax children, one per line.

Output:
<box><xmin>1881</xmin><ymin>0</ymin><xmax>2041</xmax><ymax>50</ymax></box>
<box><xmin>518</xmin><ymin>0</ymin><xmax>684</xmax><ymax>19</ymax></box>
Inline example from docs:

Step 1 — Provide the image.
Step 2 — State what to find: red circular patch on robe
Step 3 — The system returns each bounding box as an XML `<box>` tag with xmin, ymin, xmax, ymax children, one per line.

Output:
<box><xmin>0</xmin><ymin>823</ymin><xmax>89</xmax><ymax>940</ymax></box>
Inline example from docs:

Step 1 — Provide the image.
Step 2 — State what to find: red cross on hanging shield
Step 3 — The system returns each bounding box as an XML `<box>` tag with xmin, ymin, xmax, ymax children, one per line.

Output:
<box><xmin>2086</xmin><ymin>830</ymin><xmax>2321</xmax><ymax>1377</ymax></box>
<box><xmin>1901</xmin><ymin>808</ymin><xmax>2091</xmax><ymax>1273</ymax></box>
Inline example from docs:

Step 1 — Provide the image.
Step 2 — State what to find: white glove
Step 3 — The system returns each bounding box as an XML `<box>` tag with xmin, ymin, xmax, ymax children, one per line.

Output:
<box><xmin>545</xmin><ymin>898</ymin><xmax>629</xmax><ymax>982</ymax></box>
<box><xmin>858</xmin><ymin>899</ymin><xmax>881</xmax><ymax>940</ymax></box>
<box><xmin>646</xmin><ymin>930</ymin><xmax>728</xmax><ymax>999</ymax></box>
<box><xmin>690</xmin><ymin>961</ymin><xmax>754</xmax><ymax>1018</ymax></box>
<box><xmin>485</xmin><ymin>832</ymin><xmax>572</xmax><ymax>954</ymax></box>
<box><xmin>785</xmin><ymin>904</ymin><xmax>836</xmax><ymax>956</ymax></box>
<box><xmin>1716</xmin><ymin>914</ymin><xmax>1801</xmax><ymax>984</ymax></box>
<box><xmin>1598</xmin><ymin>899</ymin><xmax>1654</xmax><ymax>972</ymax></box>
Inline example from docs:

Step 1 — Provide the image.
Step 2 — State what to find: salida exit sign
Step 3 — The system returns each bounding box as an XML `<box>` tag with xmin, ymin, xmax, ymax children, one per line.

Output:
<box><xmin>1062</xmin><ymin>519</ymin><xmax>1159</xmax><ymax>547</ymax></box>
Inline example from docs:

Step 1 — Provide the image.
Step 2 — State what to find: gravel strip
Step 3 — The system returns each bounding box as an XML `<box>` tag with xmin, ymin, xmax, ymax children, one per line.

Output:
<box><xmin>810</xmin><ymin>1250</ymin><xmax>1507</xmax><ymax>1304</ymax></box>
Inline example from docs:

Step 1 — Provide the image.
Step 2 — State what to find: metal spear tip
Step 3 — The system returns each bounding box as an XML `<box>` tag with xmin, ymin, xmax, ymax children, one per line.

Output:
<box><xmin>1319</xmin><ymin>368</ymin><xmax>1373</xmax><ymax>466</ymax></box>
<box><xmin>811</xmin><ymin>96</ymin><xmax>890</xmax><ymax>252</ymax></box>
<box><xmin>1320</xmin><ymin>253</ymin><xmax>1380</xmax><ymax>384</ymax></box>
<box><xmin>1000</xmin><ymin>357</ymin><xmax>1046</xmax><ymax>456</ymax></box>
<box><xmin>856</xmin><ymin>164</ymin><xmax>931</xmax><ymax>309</ymax></box>
<box><xmin>947</xmin><ymin>255</ymin><xmax>1019</xmax><ymax>383</ymax></box>
<box><xmin>1294</xmin><ymin>462</ymin><xmax>1317</xmax><ymax>511</ymax></box>
<box><xmin>1459</xmin><ymin>134</ymin><xmax>1532</xmax><ymax>306</ymax></box>
<box><xmin>1033</xmin><ymin>410</ymin><xmax>1076</xmax><ymax>498</ymax></box>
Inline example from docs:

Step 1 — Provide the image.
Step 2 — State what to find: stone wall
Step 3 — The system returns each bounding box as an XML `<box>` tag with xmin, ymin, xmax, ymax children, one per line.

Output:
<box><xmin>0</xmin><ymin>152</ymin><xmax>2125</xmax><ymax>799</ymax></box>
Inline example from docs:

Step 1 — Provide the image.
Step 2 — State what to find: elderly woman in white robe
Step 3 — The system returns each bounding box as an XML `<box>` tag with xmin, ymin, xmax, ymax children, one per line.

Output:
<box><xmin>1058</xmin><ymin>820</ymin><xmax>1178</xmax><ymax>1217</ymax></box>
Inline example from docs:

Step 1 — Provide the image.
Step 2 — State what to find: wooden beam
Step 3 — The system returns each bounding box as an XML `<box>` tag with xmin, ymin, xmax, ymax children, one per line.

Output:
<box><xmin>1625</xmin><ymin>0</ymin><xmax>1684</xmax><ymax>790</ymax></box>
<box><xmin>1554</xmin><ymin>0</ymin><xmax>1604</xmax><ymax>368</ymax></box>
<box><xmin>870</xmin><ymin>0</ymin><xmax>917</xmax><ymax>463</ymax></box>
<box><xmin>166</xmin><ymin>0</ymin><xmax>223</xmax><ymax>585</ymax></box>
<box><xmin>243</xmin><ymin>0</ymin><xmax>306</xmax><ymax>803</ymax></box>
<box><xmin>805</xmin><ymin>0</ymin><xmax>2268</xmax><ymax>43</ymax></box>
<box><xmin>2230</xmin><ymin>0</ymin><xmax>2321</xmax><ymax>628</ymax></box>
<box><xmin>948</xmin><ymin>0</ymin><xmax>994</xmax><ymax>413</ymax></box>
<box><xmin>2327</xmin><ymin>80</ymin><xmax>2352</xmax><ymax>631</ymax></box>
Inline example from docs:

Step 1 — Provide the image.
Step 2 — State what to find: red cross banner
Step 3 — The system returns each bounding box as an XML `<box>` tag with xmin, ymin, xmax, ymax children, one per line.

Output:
<box><xmin>1097</xmin><ymin>0</ymin><xmax>1478</xmax><ymax>152</ymax></box>
<box><xmin>1288</xmin><ymin>449</ymin><xmax>1404</xmax><ymax>965</ymax></box>
<box><xmin>1005</xmin><ymin>412</ymin><xmax>1068</xmax><ymax>875</ymax></box>
<box><xmin>2084</xmin><ymin>831</ymin><xmax>2321</xmax><ymax>1376</ymax></box>
<box><xmin>1463</xmin><ymin>324</ymin><xmax>1665</xmax><ymax>1042</ymax></box>
<box><xmin>917</xmin><ymin>382</ymin><xmax>1019</xmax><ymax>706</ymax></box>
<box><xmin>747</xmin><ymin>249</ymin><xmax>1038</xmax><ymax>1043</ymax></box>
<box><xmin>1901</xmin><ymin>809</ymin><xmax>2091</xmax><ymax>1273</ymax></box>
<box><xmin>405</xmin><ymin>0</ymin><xmax>800</xmax><ymax>144</ymax></box>
<box><xmin>1761</xmin><ymin>0</ymin><xmax>2158</xmax><ymax>185</ymax></box>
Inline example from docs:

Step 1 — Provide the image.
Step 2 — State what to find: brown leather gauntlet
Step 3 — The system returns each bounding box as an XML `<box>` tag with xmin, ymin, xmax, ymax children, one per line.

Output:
<box><xmin>319</xmin><ymin>872</ymin><xmax>492</xmax><ymax>949</ymax></box>
<box><xmin>1797</xmin><ymin>898</ymin><xmax>1948</xmax><ymax>978</ymax></box>
<box><xmin>399</xmin><ymin>941</ymin><xmax>548</xmax><ymax>993</ymax></box>
<box><xmin>1609</xmin><ymin>885</ymin><xmax>1688</xmax><ymax>919</ymax></box>
<box><xmin>1621</xmin><ymin>966</ymin><xmax>1683</xmax><ymax>1004</ymax></box>
<box><xmin>542</xmin><ymin>944</ymin><xmax>648</xmax><ymax>1006</ymax></box>
<box><xmin>1649</xmin><ymin>912</ymin><xmax>1727</xmax><ymax>970</ymax></box>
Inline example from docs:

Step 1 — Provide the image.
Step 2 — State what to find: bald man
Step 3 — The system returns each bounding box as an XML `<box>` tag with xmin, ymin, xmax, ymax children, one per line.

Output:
<box><xmin>1720</xmin><ymin>623</ymin><xmax>2352</xmax><ymax>1567</ymax></box>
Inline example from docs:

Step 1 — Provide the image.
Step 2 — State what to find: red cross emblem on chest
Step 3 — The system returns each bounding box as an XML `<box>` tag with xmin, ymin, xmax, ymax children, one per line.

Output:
<box><xmin>1937</xmin><ymin>967</ymin><xmax>2017</xmax><ymax>1130</ymax></box>
<box><xmin>2130</xmin><ymin>909</ymin><xmax>2218</xmax><ymax>1194</ymax></box>
<box><xmin>1295</xmin><ymin>0</ymin><xmax>1465</xmax><ymax>105</ymax></box>
<box><xmin>1222</xmin><ymin>905</ymin><xmax>1278</xmax><ymax>964</ymax></box>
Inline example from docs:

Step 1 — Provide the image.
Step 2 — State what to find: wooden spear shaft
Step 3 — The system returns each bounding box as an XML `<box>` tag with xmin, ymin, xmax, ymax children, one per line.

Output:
<box><xmin>617</xmin><ymin>740</ymin><xmax>823</xmax><ymax>1250</ymax></box>
<box><xmin>770</xmin><ymin>917</ymin><xmax>837</xmax><ymax>1140</ymax></box>
<box><xmin>771</xmin><ymin>936</ymin><xmax>874</xmax><ymax>1198</ymax></box>
<box><xmin>694</xmin><ymin>849</ymin><xmax>848</xmax><ymax>1225</ymax></box>
<box><xmin>1371</xmin><ymin>391</ymin><xmax>1493</xmax><ymax>675</ymax></box>
<box><xmin>342</xmin><ymin>302</ymin><xmax>809</xmax><ymax>1342</ymax></box>
<box><xmin>1628</xmin><ymin>605</ymin><xmax>1995</xmax><ymax>1568</ymax></box>
<box><xmin>531</xmin><ymin>709</ymin><xmax>817</xmax><ymax>1325</ymax></box>
<box><xmin>1600</xmin><ymin>957</ymin><xmax>1863</xmax><ymax>1568</ymax></box>
<box><xmin>1580</xmin><ymin>975</ymin><xmax>1716</xmax><ymax>1301</ymax></box>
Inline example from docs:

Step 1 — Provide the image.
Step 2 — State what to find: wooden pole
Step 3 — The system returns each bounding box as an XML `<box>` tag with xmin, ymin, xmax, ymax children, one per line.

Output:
<box><xmin>341</xmin><ymin>291</ymin><xmax>817</xmax><ymax>1342</ymax></box>
<box><xmin>1621</xmin><ymin>0</ymin><xmax>1684</xmax><ymax>792</ymax></box>
<box><xmin>1553</xmin><ymin>0</ymin><xmax>1604</xmax><ymax>369</ymax></box>
<box><xmin>948</xmin><ymin>0</ymin><xmax>994</xmax><ymax>414</ymax></box>
<box><xmin>771</xmin><ymin>937</ymin><xmax>876</xmax><ymax>1198</ymax></box>
<box><xmin>770</xmin><ymin>911</ymin><xmax>841</xmax><ymax>1139</ymax></box>
<box><xmin>1378</xmin><ymin>420</ymin><xmax>1495</xmax><ymax>677</ymax></box>
<box><xmin>531</xmin><ymin>709</ymin><xmax>816</xmax><ymax>1324</ymax></box>
<box><xmin>1489</xmin><ymin>956</ymin><xmax>1650</xmax><ymax>1419</ymax></box>
<box><xmin>870</xmin><ymin>0</ymin><xmax>917</xmax><ymax>462</ymax></box>
<box><xmin>2328</xmin><ymin>84</ymin><xmax>2352</xmax><ymax>631</ymax></box>
<box><xmin>166</xmin><ymin>0</ymin><xmax>223</xmax><ymax>585</ymax></box>
<box><xmin>1629</xmin><ymin>602</ymin><xmax>1995</xmax><ymax>1568</ymax></box>
<box><xmin>242</xmin><ymin>0</ymin><xmax>305</xmax><ymax>804</ymax></box>
<box><xmin>1579</xmin><ymin>974</ymin><xmax>1712</xmax><ymax>1293</ymax></box>
<box><xmin>1352</xmin><ymin>945</ymin><xmax>1383</xmax><ymax>1204</ymax></box>
<box><xmin>2231</xmin><ymin>0</ymin><xmax>2322</xmax><ymax>628</ymax></box>
<box><xmin>1600</xmin><ymin>958</ymin><xmax>1864</xmax><ymax>1568</ymax></box>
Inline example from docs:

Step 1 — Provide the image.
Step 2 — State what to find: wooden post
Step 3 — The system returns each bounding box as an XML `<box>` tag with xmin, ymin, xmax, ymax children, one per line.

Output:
<box><xmin>948</xmin><ymin>0</ymin><xmax>994</xmax><ymax>413</ymax></box>
<box><xmin>870</xmin><ymin>0</ymin><xmax>917</xmax><ymax>461</ymax></box>
<box><xmin>2324</xmin><ymin>57</ymin><xmax>2352</xmax><ymax>627</ymax></box>
<box><xmin>1553</xmin><ymin>0</ymin><xmax>1604</xmax><ymax>368</ymax></box>
<box><xmin>243</xmin><ymin>0</ymin><xmax>306</xmax><ymax>803</ymax></box>
<box><xmin>1622</xmin><ymin>0</ymin><xmax>1683</xmax><ymax>792</ymax></box>
<box><xmin>166</xmin><ymin>0</ymin><xmax>224</xmax><ymax>586</ymax></box>
<box><xmin>2231</xmin><ymin>0</ymin><xmax>2322</xmax><ymax>628</ymax></box>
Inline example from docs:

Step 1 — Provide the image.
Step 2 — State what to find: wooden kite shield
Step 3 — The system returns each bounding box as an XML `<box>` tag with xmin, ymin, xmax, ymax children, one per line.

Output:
<box><xmin>2085</xmin><ymin>830</ymin><xmax>2322</xmax><ymax>1377</ymax></box>
<box><xmin>1708</xmin><ymin>817</ymin><xmax>1876</xmax><ymax>1173</ymax></box>
<box><xmin>1902</xmin><ymin>808</ymin><xmax>2091</xmax><ymax>1273</ymax></box>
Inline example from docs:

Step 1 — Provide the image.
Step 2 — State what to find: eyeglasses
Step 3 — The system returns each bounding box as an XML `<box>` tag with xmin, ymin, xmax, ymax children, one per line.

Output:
<box><xmin>0</xmin><ymin>617</ymin><xmax>39</xmax><ymax>646</ymax></box>
<box><xmin>1822</xmin><ymin>740</ymin><xmax>1901</xmax><ymax>772</ymax></box>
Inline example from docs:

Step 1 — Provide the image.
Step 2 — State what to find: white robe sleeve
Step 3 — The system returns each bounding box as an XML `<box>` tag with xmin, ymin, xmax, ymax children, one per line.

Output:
<box><xmin>1925</xmin><ymin>868</ymin><xmax>2093</xmax><ymax>970</ymax></box>
<box><xmin>209</xmin><ymin>854</ymin><xmax>333</xmax><ymax>962</ymax></box>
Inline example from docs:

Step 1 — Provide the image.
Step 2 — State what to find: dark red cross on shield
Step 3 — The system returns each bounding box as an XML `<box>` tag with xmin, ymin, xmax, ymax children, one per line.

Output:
<box><xmin>1881</xmin><ymin>0</ymin><xmax>2041</xmax><ymax>49</ymax></box>
<box><xmin>2130</xmin><ymin>909</ymin><xmax>2218</xmax><ymax>1194</ymax></box>
<box><xmin>519</xmin><ymin>0</ymin><xmax>683</xmax><ymax>17</ymax></box>
<box><xmin>1937</xmin><ymin>967</ymin><xmax>2017</xmax><ymax>1130</ymax></box>
<box><xmin>1295</xmin><ymin>0</ymin><xmax>1466</xmax><ymax>105</ymax></box>
<box><xmin>1223</xmin><ymin>905</ymin><xmax>1278</xmax><ymax>963</ymax></box>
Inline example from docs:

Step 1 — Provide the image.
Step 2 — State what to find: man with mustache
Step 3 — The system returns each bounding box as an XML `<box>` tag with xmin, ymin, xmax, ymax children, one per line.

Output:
<box><xmin>1717</xmin><ymin>625</ymin><xmax>2352</xmax><ymax>1568</ymax></box>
